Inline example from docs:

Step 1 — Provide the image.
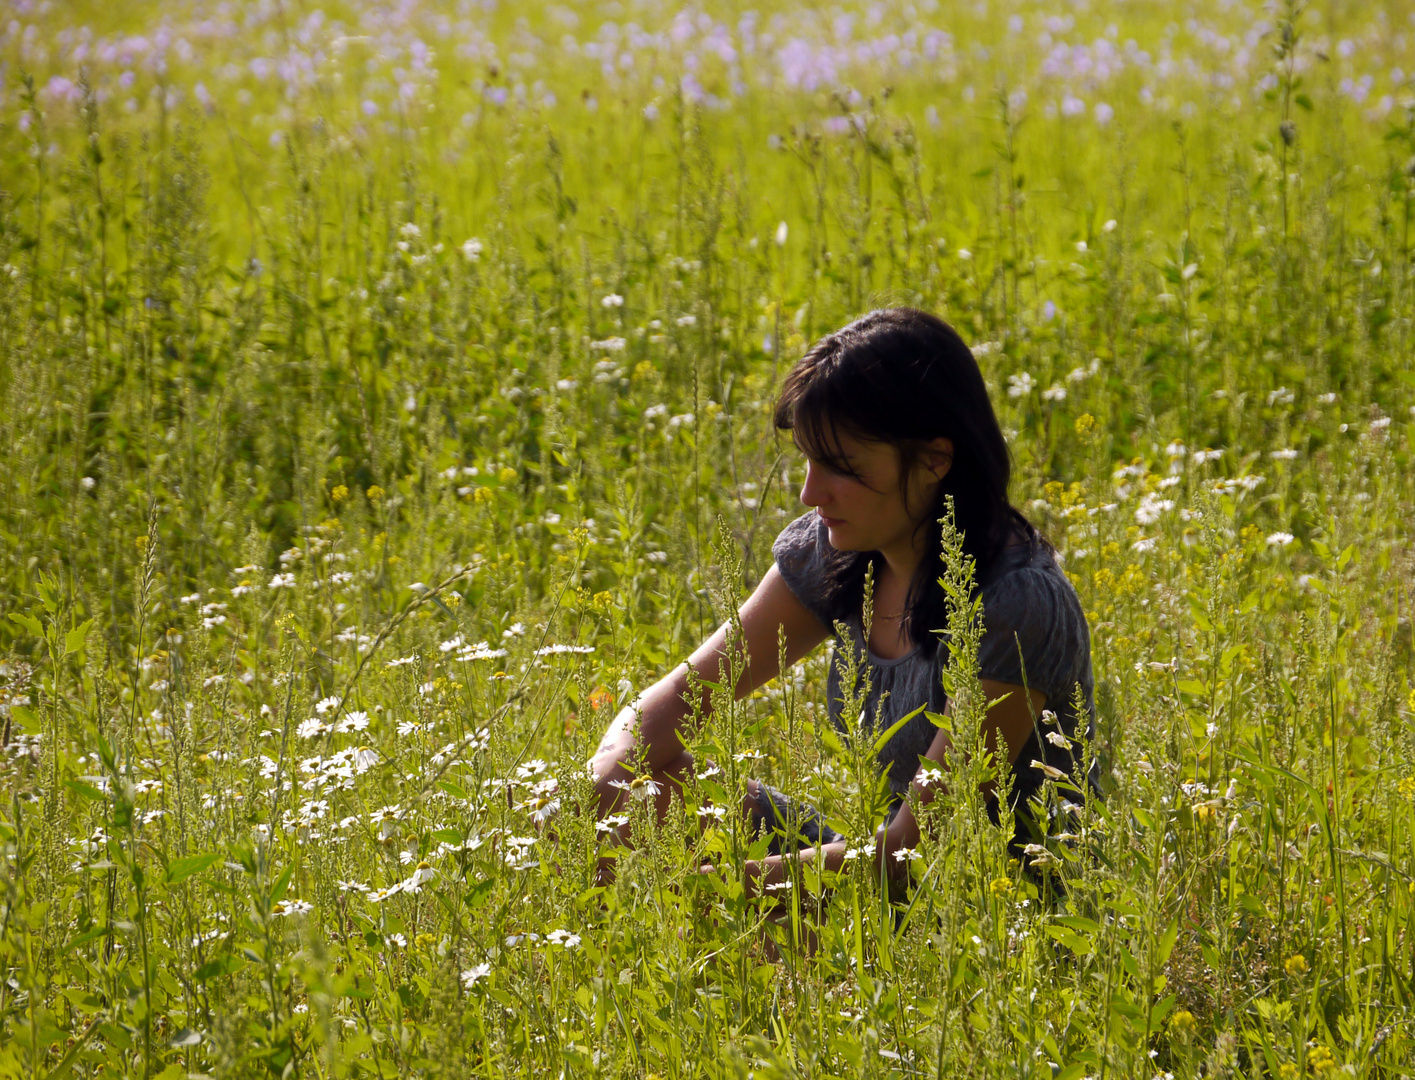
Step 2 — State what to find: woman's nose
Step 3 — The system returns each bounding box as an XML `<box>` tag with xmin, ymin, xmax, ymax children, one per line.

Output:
<box><xmin>799</xmin><ymin>461</ymin><xmax>824</xmax><ymax>507</ymax></box>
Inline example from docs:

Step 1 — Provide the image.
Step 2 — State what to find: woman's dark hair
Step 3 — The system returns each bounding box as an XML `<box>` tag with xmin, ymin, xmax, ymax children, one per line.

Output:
<box><xmin>772</xmin><ymin>306</ymin><xmax>1051</xmax><ymax>648</ymax></box>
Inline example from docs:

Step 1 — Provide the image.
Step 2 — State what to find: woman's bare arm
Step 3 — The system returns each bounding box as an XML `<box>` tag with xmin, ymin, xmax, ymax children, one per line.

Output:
<box><xmin>588</xmin><ymin>563</ymin><xmax>831</xmax><ymax>792</ymax></box>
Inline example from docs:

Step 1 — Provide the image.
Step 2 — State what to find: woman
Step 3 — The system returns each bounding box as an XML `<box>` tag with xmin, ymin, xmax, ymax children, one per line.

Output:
<box><xmin>588</xmin><ymin>307</ymin><xmax>1102</xmax><ymax>894</ymax></box>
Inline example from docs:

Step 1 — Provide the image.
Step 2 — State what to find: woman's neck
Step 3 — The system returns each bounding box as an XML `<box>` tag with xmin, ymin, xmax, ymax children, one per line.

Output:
<box><xmin>875</xmin><ymin>529</ymin><xmax>929</xmax><ymax>590</ymax></box>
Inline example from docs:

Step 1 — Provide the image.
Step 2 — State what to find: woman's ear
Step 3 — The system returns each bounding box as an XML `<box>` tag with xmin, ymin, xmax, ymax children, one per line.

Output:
<box><xmin>924</xmin><ymin>437</ymin><xmax>954</xmax><ymax>481</ymax></box>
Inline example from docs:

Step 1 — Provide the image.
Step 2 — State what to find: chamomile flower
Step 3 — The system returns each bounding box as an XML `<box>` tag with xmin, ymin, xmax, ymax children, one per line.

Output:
<box><xmin>914</xmin><ymin>765</ymin><xmax>946</xmax><ymax>788</ymax></box>
<box><xmin>610</xmin><ymin>775</ymin><xmax>662</xmax><ymax>801</ymax></box>
<box><xmin>370</xmin><ymin>804</ymin><xmax>405</xmax><ymax>840</ymax></box>
<box><xmin>545</xmin><ymin>929</ymin><xmax>581</xmax><ymax>949</ymax></box>
<box><xmin>350</xmin><ymin>747</ymin><xmax>379</xmax><ymax>775</ymax></box>
<box><xmin>404</xmin><ymin>861</ymin><xmax>436</xmax><ymax>890</ymax></box>
<box><xmin>461</xmin><ymin>963</ymin><xmax>492</xmax><ymax>989</ymax></box>
<box><xmin>595</xmin><ymin>813</ymin><xmax>630</xmax><ymax>835</ymax></box>
<box><xmin>520</xmin><ymin>795</ymin><xmax>561</xmax><ymax>824</ymax></box>
<box><xmin>337</xmin><ymin>711</ymin><xmax>370</xmax><ymax>733</ymax></box>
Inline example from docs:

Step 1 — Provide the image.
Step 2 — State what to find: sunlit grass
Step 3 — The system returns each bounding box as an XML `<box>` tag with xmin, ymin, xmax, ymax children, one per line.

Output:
<box><xmin>1</xmin><ymin>0</ymin><xmax>1413</xmax><ymax>1076</ymax></box>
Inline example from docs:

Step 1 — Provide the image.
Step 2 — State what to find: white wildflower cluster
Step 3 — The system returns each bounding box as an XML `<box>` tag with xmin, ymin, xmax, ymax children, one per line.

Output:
<box><xmin>534</xmin><ymin>643</ymin><xmax>595</xmax><ymax>656</ymax></box>
<box><xmin>642</xmin><ymin>404</ymin><xmax>695</xmax><ymax>432</ymax></box>
<box><xmin>1134</xmin><ymin>491</ymin><xmax>1175</xmax><ymax>525</ymax></box>
<box><xmin>1213</xmin><ymin>474</ymin><xmax>1265</xmax><ymax>495</ymax></box>
<box><xmin>589</xmin><ymin>337</ymin><xmax>626</xmax><ymax>352</ymax></box>
<box><xmin>1067</xmin><ymin>357</ymin><xmax>1100</xmax><ymax>382</ymax></box>
<box><xmin>502</xmin><ymin>834</ymin><xmax>540</xmax><ymax>870</ymax></box>
<box><xmin>334</xmin><ymin>626</ymin><xmax>374</xmax><ymax>652</ymax></box>
<box><xmin>289</xmin><ymin>745</ymin><xmax>380</xmax><ymax>792</ymax></box>
<box><xmin>592</xmin><ymin>358</ymin><xmax>624</xmax><ymax>382</ymax></box>
<box><xmin>440</xmin><ymin>463</ymin><xmax>481</xmax><ymax>480</ymax></box>
<box><xmin>516</xmin><ymin>774</ymin><xmax>562</xmax><ymax>824</ymax></box>
<box><xmin>439</xmin><ymin>634</ymin><xmax>510</xmax><ymax>663</ymax></box>
<box><xmin>1007</xmin><ymin>371</ymin><xmax>1035</xmax><ymax>398</ymax></box>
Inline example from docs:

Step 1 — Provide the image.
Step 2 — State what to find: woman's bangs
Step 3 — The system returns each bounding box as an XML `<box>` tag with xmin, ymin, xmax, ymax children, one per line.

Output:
<box><xmin>788</xmin><ymin>390</ymin><xmax>865</xmax><ymax>480</ymax></box>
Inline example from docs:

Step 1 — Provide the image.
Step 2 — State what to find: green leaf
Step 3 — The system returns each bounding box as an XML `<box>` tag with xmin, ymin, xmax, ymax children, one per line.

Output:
<box><xmin>1176</xmin><ymin>679</ymin><xmax>1208</xmax><ymax>698</ymax></box>
<box><xmin>430</xmin><ymin>827</ymin><xmax>462</xmax><ymax>845</ymax></box>
<box><xmin>62</xmin><ymin>926</ymin><xmax>113</xmax><ymax>953</ymax></box>
<box><xmin>924</xmin><ymin>708</ymin><xmax>952</xmax><ymax>733</ymax></box>
<box><xmin>7</xmin><ymin>703</ymin><xmax>37</xmax><ymax>732</ymax></box>
<box><xmin>872</xmin><ymin>702</ymin><xmax>926</xmax><ymax>754</ymax></box>
<box><xmin>166</xmin><ymin>852</ymin><xmax>221</xmax><ymax>885</ymax></box>
<box><xmin>465</xmin><ymin>878</ymin><xmax>495</xmax><ymax>909</ymax></box>
<box><xmin>270</xmin><ymin>863</ymin><xmax>294</xmax><ymax>904</ymax></box>
<box><xmin>61</xmin><ymin>988</ymin><xmax>105</xmax><ymax>1011</ymax></box>
<box><xmin>1156</xmin><ymin>918</ymin><xmax>1179</xmax><ymax>967</ymax></box>
<box><xmin>1044</xmin><ymin>925</ymin><xmax>1093</xmax><ymax>956</ymax></box>
<box><xmin>1055</xmin><ymin>915</ymin><xmax>1102</xmax><ymax>936</ymax></box>
<box><xmin>438</xmin><ymin>780</ymin><xmax>468</xmax><ymax>801</ymax></box>
<box><xmin>64</xmin><ymin>617</ymin><xmax>95</xmax><ymax>656</ymax></box>
<box><xmin>194</xmin><ymin>955</ymin><xmax>245</xmax><ymax>981</ymax></box>
<box><xmin>7</xmin><ymin>611</ymin><xmax>44</xmax><ymax>638</ymax></box>
<box><xmin>64</xmin><ymin>778</ymin><xmax>108</xmax><ymax>802</ymax></box>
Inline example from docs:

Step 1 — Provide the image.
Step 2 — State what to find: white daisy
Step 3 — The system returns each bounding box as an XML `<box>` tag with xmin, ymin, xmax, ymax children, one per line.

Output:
<box><xmin>609</xmin><ymin>775</ymin><xmax>662</xmax><ymax>801</ymax></box>
<box><xmin>460</xmin><ymin>963</ymin><xmax>492</xmax><ymax>989</ymax></box>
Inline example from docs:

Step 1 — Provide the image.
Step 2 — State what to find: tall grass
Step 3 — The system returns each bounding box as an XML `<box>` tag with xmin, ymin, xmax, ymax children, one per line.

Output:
<box><xmin>0</xmin><ymin>0</ymin><xmax>1413</xmax><ymax>1076</ymax></box>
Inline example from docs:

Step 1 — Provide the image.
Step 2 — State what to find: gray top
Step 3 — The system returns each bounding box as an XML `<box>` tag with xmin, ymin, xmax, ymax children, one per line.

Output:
<box><xmin>772</xmin><ymin>510</ymin><xmax>1100</xmax><ymax>813</ymax></box>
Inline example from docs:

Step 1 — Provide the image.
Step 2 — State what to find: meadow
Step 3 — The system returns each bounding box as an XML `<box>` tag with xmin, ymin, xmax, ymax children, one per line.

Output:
<box><xmin>1</xmin><ymin>0</ymin><xmax>1414</xmax><ymax>1075</ymax></box>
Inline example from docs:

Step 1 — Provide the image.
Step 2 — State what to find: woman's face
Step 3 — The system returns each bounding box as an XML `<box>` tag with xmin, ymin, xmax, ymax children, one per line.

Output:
<box><xmin>797</xmin><ymin>425</ymin><xmax>953</xmax><ymax>558</ymax></box>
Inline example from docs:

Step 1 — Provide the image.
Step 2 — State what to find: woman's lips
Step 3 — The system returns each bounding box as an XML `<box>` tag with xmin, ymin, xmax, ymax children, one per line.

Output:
<box><xmin>818</xmin><ymin>514</ymin><xmax>846</xmax><ymax>527</ymax></box>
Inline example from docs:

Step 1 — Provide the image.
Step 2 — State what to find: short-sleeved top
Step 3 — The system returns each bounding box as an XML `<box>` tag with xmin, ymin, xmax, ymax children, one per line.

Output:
<box><xmin>772</xmin><ymin>509</ymin><xmax>1102</xmax><ymax>820</ymax></box>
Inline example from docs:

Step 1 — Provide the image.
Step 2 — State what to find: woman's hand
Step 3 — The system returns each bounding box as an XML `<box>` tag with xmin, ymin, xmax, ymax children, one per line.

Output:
<box><xmin>698</xmin><ymin>856</ymin><xmax>771</xmax><ymax>897</ymax></box>
<box><xmin>874</xmin><ymin>802</ymin><xmax>922</xmax><ymax>899</ymax></box>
